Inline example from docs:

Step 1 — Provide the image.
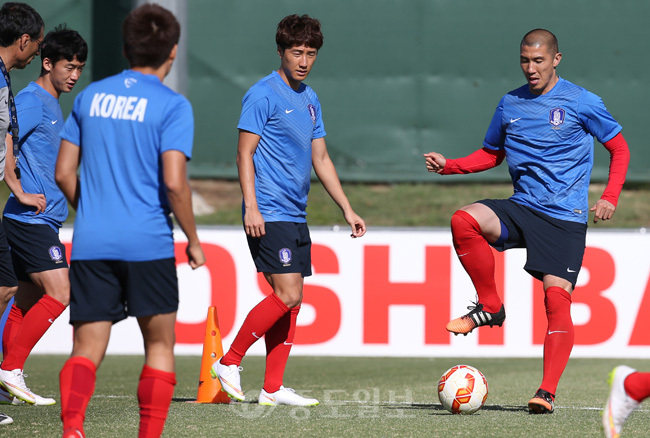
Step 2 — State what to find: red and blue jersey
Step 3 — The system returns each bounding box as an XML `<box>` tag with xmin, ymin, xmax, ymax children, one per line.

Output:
<box><xmin>237</xmin><ymin>71</ymin><xmax>325</xmax><ymax>222</ymax></box>
<box><xmin>60</xmin><ymin>70</ymin><xmax>194</xmax><ymax>261</ymax></box>
<box><xmin>483</xmin><ymin>78</ymin><xmax>621</xmax><ymax>223</ymax></box>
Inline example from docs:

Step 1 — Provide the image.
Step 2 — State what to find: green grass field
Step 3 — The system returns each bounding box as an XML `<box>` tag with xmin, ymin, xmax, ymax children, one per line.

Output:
<box><xmin>3</xmin><ymin>355</ymin><xmax>649</xmax><ymax>437</ymax></box>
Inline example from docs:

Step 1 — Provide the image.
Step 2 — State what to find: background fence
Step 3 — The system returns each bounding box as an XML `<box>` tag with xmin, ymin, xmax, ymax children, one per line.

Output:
<box><xmin>12</xmin><ymin>0</ymin><xmax>650</xmax><ymax>182</ymax></box>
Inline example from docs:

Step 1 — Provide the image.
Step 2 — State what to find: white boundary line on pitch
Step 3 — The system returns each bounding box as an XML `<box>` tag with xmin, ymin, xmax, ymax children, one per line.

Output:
<box><xmin>91</xmin><ymin>395</ymin><xmax>649</xmax><ymax>412</ymax></box>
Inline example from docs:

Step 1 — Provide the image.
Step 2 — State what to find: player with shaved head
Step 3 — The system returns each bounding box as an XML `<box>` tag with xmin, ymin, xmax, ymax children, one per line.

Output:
<box><xmin>424</xmin><ymin>28</ymin><xmax>630</xmax><ymax>414</ymax></box>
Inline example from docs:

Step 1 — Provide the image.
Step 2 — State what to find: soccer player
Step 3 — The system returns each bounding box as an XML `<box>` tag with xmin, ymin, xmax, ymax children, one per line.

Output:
<box><xmin>423</xmin><ymin>29</ymin><xmax>630</xmax><ymax>414</ymax></box>
<box><xmin>0</xmin><ymin>25</ymin><xmax>86</xmax><ymax>407</ymax></box>
<box><xmin>603</xmin><ymin>366</ymin><xmax>650</xmax><ymax>438</ymax></box>
<box><xmin>212</xmin><ymin>14</ymin><xmax>366</xmax><ymax>406</ymax></box>
<box><xmin>0</xmin><ymin>1</ymin><xmax>44</xmax><ymax>425</ymax></box>
<box><xmin>55</xmin><ymin>4</ymin><xmax>205</xmax><ymax>438</ymax></box>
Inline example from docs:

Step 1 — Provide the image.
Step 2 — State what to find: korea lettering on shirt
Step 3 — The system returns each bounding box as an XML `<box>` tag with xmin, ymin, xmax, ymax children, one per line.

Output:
<box><xmin>89</xmin><ymin>93</ymin><xmax>148</xmax><ymax>122</ymax></box>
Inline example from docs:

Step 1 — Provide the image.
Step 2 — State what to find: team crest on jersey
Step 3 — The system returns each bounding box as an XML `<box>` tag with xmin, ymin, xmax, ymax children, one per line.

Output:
<box><xmin>279</xmin><ymin>248</ymin><xmax>292</xmax><ymax>266</ymax></box>
<box><xmin>124</xmin><ymin>77</ymin><xmax>137</xmax><ymax>88</ymax></box>
<box><xmin>48</xmin><ymin>246</ymin><xmax>63</xmax><ymax>263</ymax></box>
<box><xmin>307</xmin><ymin>104</ymin><xmax>316</xmax><ymax>124</ymax></box>
<box><xmin>549</xmin><ymin>107</ymin><xmax>565</xmax><ymax>127</ymax></box>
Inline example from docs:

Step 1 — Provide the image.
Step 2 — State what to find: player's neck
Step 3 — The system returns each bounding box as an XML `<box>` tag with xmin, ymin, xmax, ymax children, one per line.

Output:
<box><xmin>35</xmin><ymin>75</ymin><xmax>61</xmax><ymax>99</ymax></box>
<box><xmin>277</xmin><ymin>69</ymin><xmax>302</xmax><ymax>91</ymax></box>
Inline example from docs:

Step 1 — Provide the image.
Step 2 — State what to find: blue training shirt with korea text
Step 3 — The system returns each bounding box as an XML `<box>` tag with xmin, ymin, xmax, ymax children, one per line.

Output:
<box><xmin>4</xmin><ymin>82</ymin><xmax>68</xmax><ymax>230</ymax></box>
<box><xmin>483</xmin><ymin>77</ymin><xmax>621</xmax><ymax>223</ymax></box>
<box><xmin>237</xmin><ymin>71</ymin><xmax>326</xmax><ymax>222</ymax></box>
<box><xmin>60</xmin><ymin>70</ymin><xmax>194</xmax><ymax>261</ymax></box>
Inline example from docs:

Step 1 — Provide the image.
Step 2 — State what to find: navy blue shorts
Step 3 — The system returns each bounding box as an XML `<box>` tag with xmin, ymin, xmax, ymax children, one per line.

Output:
<box><xmin>0</xmin><ymin>220</ymin><xmax>17</xmax><ymax>288</ymax></box>
<box><xmin>246</xmin><ymin>222</ymin><xmax>312</xmax><ymax>277</ymax></box>
<box><xmin>3</xmin><ymin>217</ymin><xmax>68</xmax><ymax>282</ymax></box>
<box><xmin>69</xmin><ymin>258</ymin><xmax>178</xmax><ymax>324</ymax></box>
<box><xmin>477</xmin><ymin>199</ymin><xmax>587</xmax><ymax>287</ymax></box>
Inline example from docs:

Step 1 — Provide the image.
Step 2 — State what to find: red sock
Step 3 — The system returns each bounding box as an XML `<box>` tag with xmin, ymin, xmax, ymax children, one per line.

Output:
<box><xmin>451</xmin><ymin>210</ymin><xmax>502</xmax><ymax>312</ymax></box>
<box><xmin>624</xmin><ymin>372</ymin><xmax>650</xmax><ymax>403</ymax></box>
<box><xmin>263</xmin><ymin>305</ymin><xmax>299</xmax><ymax>393</ymax></box>
<box><xmin>1</xmin><ymin>295</ymin><xmax>66</xmax><ymax>370</ymax></box>
<box><xmin>540</xmin><ymin>287</ymin><xmax>574</xmax><ymax>396</ymax></box>
<box><xmin>137</xmin><ymin>365</ymin><xmax>176</xmax><ymax>438</ymax></box>
<box><xmin>60</xmin><ymin>356</ymin><xmax>96</xmax><ymax>435</ymax></box>
<box><xmin>223</xmin><ymin>293</ymin><xmax>290</xmax><ymax>366</ymax></box>
<box><xmin>2</xmin><ymin>304</ymin><xmax>24</xmax><ymax>358</ymax></box>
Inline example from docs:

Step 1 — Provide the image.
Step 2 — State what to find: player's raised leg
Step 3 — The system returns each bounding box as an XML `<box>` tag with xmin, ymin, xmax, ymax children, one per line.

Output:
<box><xmin>446</xmin><ymin>203</ymin><xmax>506</xmax><ymax>335</ymax></box>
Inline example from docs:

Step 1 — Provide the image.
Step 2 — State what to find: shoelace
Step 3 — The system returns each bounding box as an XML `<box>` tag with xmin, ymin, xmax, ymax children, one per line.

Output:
<box><xmin>13</xmin><ymin>370</ymin><xmax>32</xmax><ymax>393</ymax></box>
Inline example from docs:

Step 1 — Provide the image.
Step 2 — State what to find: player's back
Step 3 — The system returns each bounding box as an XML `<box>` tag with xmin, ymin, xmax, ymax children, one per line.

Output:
<box><xmin>61</xmin><ymin>69</ymin><xmax>194</xmax><ymax>261</ymax></box>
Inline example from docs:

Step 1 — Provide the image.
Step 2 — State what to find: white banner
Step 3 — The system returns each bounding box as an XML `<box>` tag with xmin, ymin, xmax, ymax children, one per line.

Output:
<box><xmin>32</xmin><ymin>227</ymin><xmax>650</xmax><ymax>358</ymax></box>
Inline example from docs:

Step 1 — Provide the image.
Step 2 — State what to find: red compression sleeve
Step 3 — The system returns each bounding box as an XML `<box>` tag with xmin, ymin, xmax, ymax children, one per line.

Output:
<box><xmin>441</xmin><ymin>147</ymin><xmax>505</xmax><ymax>175</ymax></box>
<box><xmin>600</xmin><ymin>132</ymin><xmax>630</xmax><ymax>206</ymax></box>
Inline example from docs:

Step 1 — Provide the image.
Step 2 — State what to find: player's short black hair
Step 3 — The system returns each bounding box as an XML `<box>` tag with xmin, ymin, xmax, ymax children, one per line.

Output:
<box><xmin>0</xmin><ymin>2</ymin><xmax>44</xmax><ymax>47</ymax></box>
<box><xmin>521</xmin><ymin>28</ymin><xmax>559</xmax><ymax>55</ymax></box>
<box><xmin>276</xmin><ymin>14</ymin><xmax>323</xmax><ymax>53</ymax></box>
<box><xmin>40</xmin><ymin>24</ymin><xmax>88</xmax><ymax>68</ymax></box>
<box><xmin>122</xmin><ymin>3</ymin><xmax>180</xmax><ymax>69</ymax></box>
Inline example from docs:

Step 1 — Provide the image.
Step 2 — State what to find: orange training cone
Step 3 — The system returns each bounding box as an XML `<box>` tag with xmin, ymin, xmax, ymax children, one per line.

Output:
<box><xmin>194</xmin><ymin>306</ymin><xmax>231</xmax><ymax>403</ymax></box>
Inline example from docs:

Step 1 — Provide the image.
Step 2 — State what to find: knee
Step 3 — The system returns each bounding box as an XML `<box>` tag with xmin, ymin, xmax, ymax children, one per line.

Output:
<box><xmin>0</xmin><ymin>286</ymin><xmax>18</xmax><ymax>305</ymax></box>
<box><xmin>275</xmin><ymin>290</ymin><xmax>302</xmax><ymax>308</ymax></box>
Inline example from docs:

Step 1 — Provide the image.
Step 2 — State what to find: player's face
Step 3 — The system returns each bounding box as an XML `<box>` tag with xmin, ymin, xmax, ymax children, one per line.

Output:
<box><xmin>14</xmin><ymin>28</ymin><xmax>44</xmax><ymax>70</ymax></box>
<box><xmin>278</xmin><ymin>45</ymin><xmax>318</xmax><ymax>90</ymax></box>
<box><xmin>520</xmin><ymin>43</ymin><xmax>561</xmax><ymax>95</ymax></box>
<box><xmin>47</xmin><ymin>56</ymin><xmax>86</xmax><ymax>94</ymax></box>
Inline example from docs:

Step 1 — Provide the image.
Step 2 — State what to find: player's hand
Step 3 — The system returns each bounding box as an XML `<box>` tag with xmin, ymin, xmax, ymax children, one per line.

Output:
<box><xmin>345</xmin><ymin>211</ymin><xmax>366</xmax><ymax>238</ymax></box>
<box><xmin>16</xmin><ymin>192</ymin><xmax>46</xmax><ymax>214</ymax></box>
<box><xmin>590</xmin><ymin>198</ymin><xmax>616</xmax><ymax>223</ymax></box>
<box><xmin>423</xmin><ymin>152</ymin><xmax>446</xmax><ymax>174</ymax></box>
<box><xmin>186</xmin><ymin>241</ymin><xmax>206</xmax><ymax>269</ymax></box>
<box><xmin>244</xmin><ymin>207</ymin><xmax>266</xmax><ymax>238</ymax></box>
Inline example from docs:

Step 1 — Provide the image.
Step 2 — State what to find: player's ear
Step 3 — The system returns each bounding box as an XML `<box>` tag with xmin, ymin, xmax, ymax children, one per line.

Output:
<box><xmin>553</xmin><ymin>52</ymin><xmax>562</xmax><ymax>68</ymax></box>
<box><xmin>42</xmin><ymin>57</ymin><xmax>52</xmax><ymax>72</ymax></box>
<box><xmin>168</xmin><ymin>44</ymin><xmax>178</xmax><ymax>62</ymax></box>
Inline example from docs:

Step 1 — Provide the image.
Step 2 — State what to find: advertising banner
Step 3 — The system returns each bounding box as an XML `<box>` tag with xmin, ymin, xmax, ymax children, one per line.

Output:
<box><xmin>32</xmin><ymin>227</ymin><xmax>650</xmax><ymax>358</ymax></box>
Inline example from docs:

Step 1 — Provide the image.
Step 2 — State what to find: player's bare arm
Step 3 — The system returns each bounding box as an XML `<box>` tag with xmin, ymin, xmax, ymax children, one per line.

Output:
<box><xmin>311</xmin><ymin>137</ymin><xmax>366</xmax><ymax>238</ymax></box>
<box><xmin>162</xmin><ymin>150</ymin><xmax>205</xmax><ymax>270</ymax></box>
<box><xmin>54</xmin><ymin>139</ymin><xmax>81</xmax><ymax>209</ymax></box>
<box><xmin>423</xmin><ymin>151</ymin><xmax>447</xmax><ymax>173</ymax></box>
<box><xmin>3</xmin><ymin>133</ymin><xmax>46</xmax><ymax>213</ymax></box>
<box><xmin>237</xmin><ymin>130</ymin><xmax>265</xmax><ymax>238</ymax></box>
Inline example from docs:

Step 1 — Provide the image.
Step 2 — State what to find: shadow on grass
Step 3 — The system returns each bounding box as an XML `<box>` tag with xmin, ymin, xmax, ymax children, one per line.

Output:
<box><xmin>387</xmin><ymin>403</ymin><xmax>529</xmax><ymax>414</ymax></box>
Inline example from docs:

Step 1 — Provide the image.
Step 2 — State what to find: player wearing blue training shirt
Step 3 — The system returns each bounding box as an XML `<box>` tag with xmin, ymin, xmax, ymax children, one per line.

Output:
<box><xmin>213</xmin><ymin>14</ymin><xmax>366</xmax><ymax>407</ymax></box>
<box><xmin>0</xmin><ymin>27</ymin><xmax>86</xmax><ymax>407</ymax></box>
<box><xmin>0</xmin><ymin>1</ymin><xmax>43</xmax><ymax>425</ymax></box>
<box><xmin>55</xmin><ymin>5</ymin><xmax>205</xmax><ymax>437</ymax></box>
<box><xmin>424</xmin><ymin>29</ymin><xmax>630</xmax><ymax>414</ymax></box>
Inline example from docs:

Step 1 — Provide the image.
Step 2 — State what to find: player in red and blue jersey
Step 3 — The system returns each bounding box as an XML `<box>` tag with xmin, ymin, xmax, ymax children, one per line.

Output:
<box><xmin>213</xmin><ymin>14</ymin><xmax>366</xmax><ymax>407</ymax></box>
<box><xmin>55</xmin><ymin>5</ymin><xmax>205</xmax><ymax>437</ymax></box>
<box><xmin>0</xmin><ymin>26</ymin><xmax>86</xmax><ymax>407</ymax></box>
<box><xmin>424</xmin><ymin>29</ymin><xmax>630</xmax><ymax>414</ymax></box>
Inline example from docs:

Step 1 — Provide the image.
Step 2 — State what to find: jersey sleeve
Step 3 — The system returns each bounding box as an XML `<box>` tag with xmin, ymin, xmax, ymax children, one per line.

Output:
<box><xmin>160</xmin><ymin>94</ymin><xmax>194</xmax><ymax>159</ymax></box>
<box><xmin>15</xmin><ymin>91</ymin><xmax>42</xmax><ymax>140</ymax></box>
<box><xmin>311</xmin><ymin>93</ymin><xmax>326</xmax><ymax>139</ymax></box>
<box><xmin>237</xmin><ymin>84</ymin><xmax>273</xmax><ymax>136</ymax></box>
<box><xmin>577</xmin><ymin>90</ymin><xmax>622</xmax><ymax>143</ymax></box>
<box><xmin>60</xmin><ymin>91</ymin><xmax>83</xmax><ymax>147</ymax></box>
<box><xmin>482</xmin><ymin>97</ymin><xmax>506</xmax><ymax>150</ymax></box>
